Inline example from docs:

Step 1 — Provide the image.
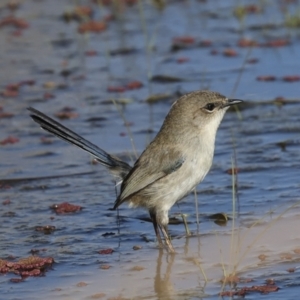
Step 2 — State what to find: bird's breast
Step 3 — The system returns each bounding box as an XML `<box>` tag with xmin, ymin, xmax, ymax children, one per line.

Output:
<box><xmin>131</xmin><ymin>150</ymin><xmax>213</xmax><ymax>211</ymax></box>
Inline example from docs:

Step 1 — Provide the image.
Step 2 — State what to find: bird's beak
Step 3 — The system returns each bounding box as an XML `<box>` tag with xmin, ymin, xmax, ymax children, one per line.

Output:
<box><xmin>222</xmin><ymin>98</ymin><xmax>243</xmax><ymax>108</ymax></box>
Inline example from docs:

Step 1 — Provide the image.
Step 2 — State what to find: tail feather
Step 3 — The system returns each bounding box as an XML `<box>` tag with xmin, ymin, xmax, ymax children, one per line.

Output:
<box><xmin>28</xmin><ymin>107</ymin><xmax>131</xmax><ymax>179</ymax></box>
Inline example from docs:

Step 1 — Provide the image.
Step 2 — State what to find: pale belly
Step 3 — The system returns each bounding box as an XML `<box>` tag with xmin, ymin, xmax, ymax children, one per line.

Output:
<box><xmin>128</xmin><ymin>153</ymin><xmax>213</xmax><ymax>211</ymax></box>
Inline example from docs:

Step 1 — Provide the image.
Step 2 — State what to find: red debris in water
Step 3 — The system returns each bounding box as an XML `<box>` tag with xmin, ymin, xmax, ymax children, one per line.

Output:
<box><xmin>0</xmin><ymin>136</ymin><xmax>20</xmax><ymax>145</ymax></box>
<box><xmin>74</xmin><ymin>6</ymin><xmax>93</xmax><ymax>18</ymax></box>
<box><xmin>256</xmin><ymin>75</ymin><xmax>277</xmax><ymax>81</ymax></box>
<box><xmin>19</xmin><ymin>80</ymin><xmax>35</xmax><ymax>86</ymax></box>
<box><xmin>172</xmin><ymin>36</ymin><xmax>196</xmax><ymax>50</ymax></box>
<box><xmin>108</xmin><ymin>81</ymin><xmax>143</xmax><ymax>92</ymax></box>
<box><xmin>282</xmin><ymin>75</ymin><xmax>300</xmax><ymax>82</ymax></box>
<box><xmin>43</xmin><ymin>92</ymin><xmax>55</xmax><ymax>100</ymax></box>
<box><xmin>7</xmin><ymin>1</ymin><xmax>21</xmax><ymax>11</ymax></box>
<box><xmin>85</xmin><ymin>50</ymin><xmax>98</xmax><ymax>56</ymax></box>
<box><xmin>1</xmin><ymin>84</ymin><xmax>19</xmax><ymax>97</ymax></box>
<box><xmin>287</xmin><ymin>268</ymin><xmax>295</xmax><ymax>273</ymax></box>
<box><xmin>54</xmin><ymin>107</ymin><xmax>78</xmax><ymax>120</ymax></box>
<box><xmin>2</xmin><ymin>199</ymin><xmax>11</xmax><ymax>205</ymax></box>
<box><xmin>0</xmin><ymin>111</ymin><xmax>14</xmax><ymax>118</ymax></box>
<box><xmin>12</xmin><ymin>29</ymin><xmax>22</xmax><ymax>36</ymax></box>
<box><xmin>78</xmin><ymin>21</ymin><xmax>106</xmax><ymax>34</ymax></box>
<box><xmin>54</xmin><ymin>111</ymin><xmax>78</xmax><ymax>119</ymax></box>
<box><xmin>220</xmin><ymin>290</ymin><xmax>246</xmax><ymax>297</ymax></box>
<box><xmin>0</xmin><ymin>16</ymin><xmax>29</xmax><ymax>29</ymax></box>
<box><xmin>1</xmin><ymin>89</ymin><xmax>18</xmax><ymax>97</ymax></box>
<box><xmin>199</xmin><ymin>39</ymin><xmax>212</xmax><ymax>47</ymax></box>
<box><xmin>226</xmin><ymin>168</ymin><xmax>240</xmax><ymax>175</ymax></box>
<box><xmin>107</xmin><ymin>86</ymin><xmax>127</xmax><ymax>93</ymax></box>
<box><xmin>40</xmin><ymin>136</ymin><xmax>53</xmax><ymax>144</ymax></box>
<box><xmin>244</xmin><ymin>285</ymin><xmax>279</xmax><ymax>293</ymax></box>
<box><xmin>221</xmin><ymin>275</ymin><xmax>240</xmax><ymax>284</ymax></box>
<box><xmin>176</xmin><ymin>57</ymin><xmax>190</xmax><ymax>64</ymax></box>
<box><xmin>6</xmin><ymin>83</ymin><xmax>20</xmax><ymax>90</ymax></box>
<box><xmin>1</xmin><ymin>80</ymin><xmax>35</xmax><ymax>97</ymax></box>
<box><xmin>0</xmin><ymin>256</ymin><xmax>54</xmax><ymax>281</ymax></box>
<box><xmin>223</xmin><ymin>48</ymin><xmax>238</xmax><ymax>57</ymax></box>
<box><xmin>63</xmin><ymin>6</ymin><xmax>93</xmax><ymax>22</ymax></box>
<box><xmin>220</xmin><ymin>283</ymin><xmax>279</xmax><ymax>297</ymax></box>
<box><xmin>238</xmin><ymin>38</ymin><xmax>258</xmax><ymax>47</ymax></box>
<box><xmin>172</xmin><ymin>36</ymin><xmax>195</xmax><ymax>45</ymax></box>
<box><xmin>0</xmin><ymin>184</ymin><xmax>11</xmax><ymax>190</ymax></box>
<box><xmin>104</xmin><ymin>14</ymin><xmax>115</xmax><ymax>22</ymax></box>
<box><xmin>51</xmin><ymin>202</ymin><xmax>82</xmax><ymax>214</ymax></box>
<box><xmin>262</xmin><ymin>39</ymin><xmax>290</xmax><ymax>47</ymax></box>
<box><xmin>244</xmin><ymin>4</ymin><xmax>260</xmax><ymax>13</ymax></box>
<box><xmin>99</xmin><ymin>248</ymin><xmax>114</xmax><ymax>255</ymax></box>
<box><xmin>126</xmin><ymin>81</ymin><xmax>143</xmax><ymax>89</ymax></box>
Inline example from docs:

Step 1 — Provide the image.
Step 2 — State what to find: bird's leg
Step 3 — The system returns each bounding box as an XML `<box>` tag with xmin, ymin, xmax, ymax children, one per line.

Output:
<box><xmin>159</xmin><ymin>224</ymin><xmax>175</xmax><ymax>253</ymax></box>
<box><xmin>149</xmin><ymin>211</ymin><xmax>164</xmax><ymax>248</ymax></box>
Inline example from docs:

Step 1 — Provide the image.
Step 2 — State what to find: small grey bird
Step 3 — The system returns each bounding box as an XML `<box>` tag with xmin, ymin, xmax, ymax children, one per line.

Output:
<box><xmin>28</xmin><ymin>90</ymin><xmax>242</xmax><ymax>253</ymax></box>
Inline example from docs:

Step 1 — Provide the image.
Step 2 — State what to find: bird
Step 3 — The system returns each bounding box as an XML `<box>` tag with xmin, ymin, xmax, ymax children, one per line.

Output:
<box><xmin>28</xmin><ymin>90</ymin><xmax>243</xmax><ymax>253</ymax></box>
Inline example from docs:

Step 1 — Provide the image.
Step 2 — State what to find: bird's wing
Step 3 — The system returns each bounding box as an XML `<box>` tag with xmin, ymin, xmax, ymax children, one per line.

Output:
<box><xmin>113</xmin><ymin>147</ymin><xmax>185</xmax><ymax>208</ymax></box>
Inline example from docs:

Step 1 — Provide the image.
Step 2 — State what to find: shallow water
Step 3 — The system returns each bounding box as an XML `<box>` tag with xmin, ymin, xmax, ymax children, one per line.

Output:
<box><xmin>1</xmin><ymin>0</ymin><xmax>300</xmax><ymax>299</ymax></box>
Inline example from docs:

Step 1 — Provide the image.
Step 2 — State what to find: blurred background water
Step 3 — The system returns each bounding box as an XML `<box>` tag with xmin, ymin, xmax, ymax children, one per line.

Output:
<box><xmin>1</xmin><ymin>0</ymin><xmax>300</xmax><ymax>299</ymax></box>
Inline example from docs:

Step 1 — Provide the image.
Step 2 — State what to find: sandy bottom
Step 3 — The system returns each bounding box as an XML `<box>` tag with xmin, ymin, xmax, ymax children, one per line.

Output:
<box><xmin>48</xmin><ymin>205</ymin><xmax>300</xmax><ymax>299</ymax></box>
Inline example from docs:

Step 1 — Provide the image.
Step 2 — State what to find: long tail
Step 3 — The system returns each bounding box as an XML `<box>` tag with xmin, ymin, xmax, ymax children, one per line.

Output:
<box><xmin>28</xmin><ymin>107</ymin><xmax>131</xmax><ymax>179</ymax></box>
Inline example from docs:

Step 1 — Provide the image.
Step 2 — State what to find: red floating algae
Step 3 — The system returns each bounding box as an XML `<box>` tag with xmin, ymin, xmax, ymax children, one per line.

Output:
<box><xmin>51</xmin><ymin>202</ymin><xmax>82</xmax><ymax>214</ymax></box>
<box><xmin>99</xmin><ymin>248</ymin><xmax>114</xmax><ymax>255</ymax></box>
<box><xmin>0</xmin><ymin>136</ymin><xmax>20</xmax><ymax>145</ymax></box>
<box><xmin>0</xmin><ymin>256</ymin><xmax>54</xmax><ymax>282</ymax></box>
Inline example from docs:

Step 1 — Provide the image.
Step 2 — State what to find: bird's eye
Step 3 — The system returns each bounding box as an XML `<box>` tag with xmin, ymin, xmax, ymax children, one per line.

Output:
<box><xmin>205</xmin><ymin>103</ymin><xmax>215</xmax><ymax>111</ymax></box>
